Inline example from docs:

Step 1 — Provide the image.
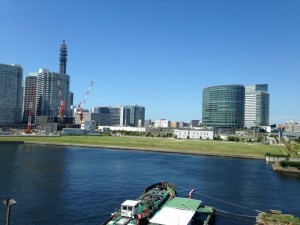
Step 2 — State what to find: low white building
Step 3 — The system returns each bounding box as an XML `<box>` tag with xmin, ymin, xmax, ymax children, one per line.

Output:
<box><xmin>174</xmin><ymin>128</ymin><xmax>214</xmax><ymax>140</ymax></box>
<box><xmin>62</xmin><ymin>120</ymin><xmax>96</xmax><ymax>135</ymax></box>
<box><xmin>62</xmin><ymin>128</ymin><xmax>85</xmax><ymax>135</ymax></box>
<box><xmin>98</xmin><ymin>126</ymin><xmax>146</xmax><ymax>132</ymax></box>
<box><xmin>81</xmin><ymin>120</ymin><xmax>96</xmax><ymax>132</ymax></box>
<box><xmin>154</xmin><ymin>119</ymin><xmax>170</xmax><ymax>128</ymax></box>
<box><xmin>284</xmin><ymin>120</ymin><xmax>300</xmax><ymax>132</ymax></box>
<box><xmin>261</xmin><ymin>126</ymin><xmax>271</xmax><ymax>133</ymax></box>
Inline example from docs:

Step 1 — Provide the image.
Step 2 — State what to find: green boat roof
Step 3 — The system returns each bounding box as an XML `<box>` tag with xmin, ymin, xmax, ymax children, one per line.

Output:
<box><xmin>165</xmin><ymin>197</ymin><xmax>202</xmax><ymax>211</ymax></box>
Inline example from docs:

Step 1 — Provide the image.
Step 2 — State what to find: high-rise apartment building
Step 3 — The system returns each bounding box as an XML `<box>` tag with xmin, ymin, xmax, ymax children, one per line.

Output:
<box><xmin>244</xmin><ymin>84</ymin><xmax>269</xmax><ymax>128</ymax></box>
<box><xmin>22</xmin><ymin>73</ymin><xmax>38</xmax><ymax>123</ymax></box>
<box><xmin>202</xmin><ymin>85</ymin><xmax>245</xmax><ymax>128</ymax></box>
<box><xmin>35</xmin><ymin>69</ymin><xmax>70</xmax><ymax>120</ymax></box>
<box><xmin>0</xmin><ymin>63</ymin><xmax>23</xmax><ymax>125</ymax></box>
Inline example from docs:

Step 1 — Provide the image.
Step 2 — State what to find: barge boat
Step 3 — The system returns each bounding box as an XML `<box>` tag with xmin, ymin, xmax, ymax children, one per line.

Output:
<box><xmin>102</xmin><ymin>182</ymin><xmax>214</xmax><ymax>225</ymax></box>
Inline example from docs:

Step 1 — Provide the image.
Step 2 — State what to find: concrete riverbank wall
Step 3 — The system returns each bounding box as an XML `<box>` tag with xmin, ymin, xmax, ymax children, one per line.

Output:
<box><xmin>272</xmin><ymin>164</ymin><xmax>300</xmax><ymax>174</ymax></box>
<box><xmin>266</xmin><ymin>155</ymin><xmax>300</xmax><ymax>163</ymax></box>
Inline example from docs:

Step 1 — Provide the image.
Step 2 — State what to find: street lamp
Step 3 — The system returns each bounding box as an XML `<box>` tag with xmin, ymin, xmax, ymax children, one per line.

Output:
<box><xmin>2</xmin><ymin>199</ymin><xmax>16</xmax><ymax>225</ymax></box>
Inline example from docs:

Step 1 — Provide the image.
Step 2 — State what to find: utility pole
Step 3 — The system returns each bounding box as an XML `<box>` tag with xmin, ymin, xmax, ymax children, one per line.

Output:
<box><xmin>2</xmin><ymin>199</ymin><xmax>16</xmax><ymax>225</ymax></box>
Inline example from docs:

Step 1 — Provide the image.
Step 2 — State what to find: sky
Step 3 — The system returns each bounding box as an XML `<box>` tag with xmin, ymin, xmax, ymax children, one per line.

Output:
<box><xmin>0</xmin><ymin>0</ymin><xmax>299</xmax><ymax>124</ymax></box>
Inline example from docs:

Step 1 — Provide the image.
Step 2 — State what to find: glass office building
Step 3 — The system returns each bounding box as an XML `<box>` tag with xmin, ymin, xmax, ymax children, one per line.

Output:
<box><xmin>123</xmin><ymin>105</ymin><xmax>145</xmax><ymax>127</ymax></box>
<box><xmin>244</xmin><ymin>84</ymin><xmax>269</xmax><ymax>128</ymax></box>
<box><xmin>92</xmin><ymin>106</ymin><xmax>124</xmax><ymax>126</ymax></box>
<box><xmin>202</xmin><ymin>85</ymin><xmax>245</xmax><ymax>127</ymax></box>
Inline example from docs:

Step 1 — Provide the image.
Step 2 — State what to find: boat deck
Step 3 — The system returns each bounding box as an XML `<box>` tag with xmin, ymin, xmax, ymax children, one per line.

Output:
<box><xmin>149</xmin><ymin>197</ymin><xmax>214</xmax><ymax>225</ymax></box>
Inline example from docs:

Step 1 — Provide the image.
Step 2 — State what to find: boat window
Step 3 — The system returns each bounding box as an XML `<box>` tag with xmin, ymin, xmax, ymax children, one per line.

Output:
<box><xmin>122</xmin><ymin>206</ymin><xmax>127</xmax><ymax>210</ymax></box>
<box><xmin>128</xmin><ymin>206</ymin><xmax>133</xmax><ymax>211</ymax></box>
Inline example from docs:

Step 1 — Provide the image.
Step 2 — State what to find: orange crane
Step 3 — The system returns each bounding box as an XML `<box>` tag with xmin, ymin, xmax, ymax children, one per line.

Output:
<box><xmin>77</xmin><ymin>81</ymin><xmax>94</xmax><ymax>122</ymax></box>
<box><xmin>56</xmin><ymin>75</ymin><xmax>65</xmax><ymax>123</ymax></box>
<box><xmin>25</xmin><ymin>86</ymin><xmax>34</xmax><ymax>134</ymax></box>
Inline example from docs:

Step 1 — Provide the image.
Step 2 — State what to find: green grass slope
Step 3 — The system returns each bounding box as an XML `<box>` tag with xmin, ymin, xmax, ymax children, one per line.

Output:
<box><xmin>0</xmin><ymin>136</ymin><xmax>286</xmax><ymax>159</ymax></box>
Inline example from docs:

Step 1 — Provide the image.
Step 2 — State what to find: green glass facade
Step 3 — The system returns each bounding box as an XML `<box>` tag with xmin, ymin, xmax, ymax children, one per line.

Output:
<box><xmin>124</xmin><ymin>105</ymin><xmax>145</xmax><ymax>127</ymax></box>
<box><xmin>202</xmin><ymin>85</ymin><xmax>245</xmax><ymax>127</ymax></box>
<box><xmin>256</xmin><ymin>91</ymin><xmax>270</xmax><ymax>126</ymax></box>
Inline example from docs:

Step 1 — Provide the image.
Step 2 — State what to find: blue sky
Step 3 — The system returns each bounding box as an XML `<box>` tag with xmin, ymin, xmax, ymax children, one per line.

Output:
<box><xmin>1</xmin><ymin>0</ymin><xmax>299</xmax><ymax>124</ymax></box>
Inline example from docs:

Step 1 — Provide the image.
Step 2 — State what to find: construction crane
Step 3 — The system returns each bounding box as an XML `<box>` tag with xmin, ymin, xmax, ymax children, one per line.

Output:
<box><xmin>77</xmin><ymin>81</ymin><xmax>94</xmax><ymax>122</ymax></box>
<box><xmin>56</xmin><ymin>75</ymin><xmax>65</xmax><ymax>123</ymax></box>
<box><xmin>25</xmin><ymin>86</ymin><xmax>34</xmax><ymax>134</ymax></box>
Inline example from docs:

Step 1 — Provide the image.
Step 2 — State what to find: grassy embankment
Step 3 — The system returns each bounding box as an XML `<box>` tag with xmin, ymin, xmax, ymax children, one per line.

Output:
<box><xmin>258</xmin><ymin>211</ymin><xmax>300</xmax><ymax>224</ymax></box>
<box><xmin>0</xmin><ymin>136</ymin><xmax>287</xmax><ymax>159</ymax></box>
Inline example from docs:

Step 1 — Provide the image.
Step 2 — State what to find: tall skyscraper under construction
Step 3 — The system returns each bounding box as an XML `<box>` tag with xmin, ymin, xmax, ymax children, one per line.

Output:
<box><xmin>34</xmin><ymin>40</ymin><xmax>70</xmax><ymax>120</ymax></box>
<box><xmin>22</xmin><ymin>40</ymin><xmax>71</xmax><ymax>125</ymax></box>
<box><xmin>59</xmin><ymin>40</ymin><xmax>67</xmax><ymax>74</ymax></box>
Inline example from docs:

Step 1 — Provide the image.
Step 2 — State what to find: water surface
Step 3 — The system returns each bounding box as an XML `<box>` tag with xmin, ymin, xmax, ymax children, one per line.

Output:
<box><xmin>0</xmin><ymin>143</ymin><xmax>299</xmax><ymax>224</ymax></box>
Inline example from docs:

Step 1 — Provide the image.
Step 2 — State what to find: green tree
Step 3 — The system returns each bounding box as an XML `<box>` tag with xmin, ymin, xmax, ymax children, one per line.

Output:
<box><xmin>228</xmin><ymin>136</ymin><xmax>239</xmax><ymax>142</ymax></box>
<box><xmin>214</xmin><ymin>134</ymin><xmax>221</xmax><ymax>141</ymax></box>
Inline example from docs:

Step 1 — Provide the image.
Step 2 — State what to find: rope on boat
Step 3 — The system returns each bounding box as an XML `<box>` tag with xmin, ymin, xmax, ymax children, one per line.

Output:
<box><xmin>175</xmin><ymin>184</ymin><xmax>264</xmax><ymax>213</ymax></box>
<box><xmin>214</xmin><ymin>209</ymin><xmax>255</xmax><ymax>224</ymax></box>
<box><xmin>215</xmin><ymin>208</ymin><xmax>257</xmax><ymax>218</ymax></box>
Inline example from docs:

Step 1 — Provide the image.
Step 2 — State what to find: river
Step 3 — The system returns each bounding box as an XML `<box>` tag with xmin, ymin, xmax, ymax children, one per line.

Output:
<box><xmin>0</xmin><ymin>143</ymin><xmax>299</xmax><ymax>225</ymax></box>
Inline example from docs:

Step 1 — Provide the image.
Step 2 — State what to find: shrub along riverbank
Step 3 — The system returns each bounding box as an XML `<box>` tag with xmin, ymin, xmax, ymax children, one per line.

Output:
<box><xmin>280</xmin><ymin>161</ymin><xmax>300</xmax><ymax>170</ymax></box>
<box><xmin>0</xmin><ymin>136</ymin><xmax>287</xmax><ymax>159</ymax></box>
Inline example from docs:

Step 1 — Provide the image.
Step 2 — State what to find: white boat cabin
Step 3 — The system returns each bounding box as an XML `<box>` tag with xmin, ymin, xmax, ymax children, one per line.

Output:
<box><xmin>121</xmin><ymin>200</ymin><xmax>140</xmax><ymax>218</ymax></box>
